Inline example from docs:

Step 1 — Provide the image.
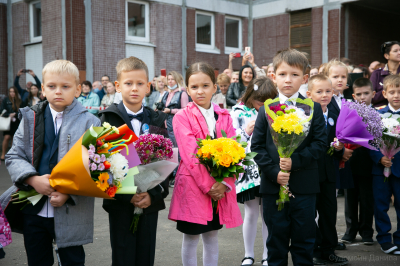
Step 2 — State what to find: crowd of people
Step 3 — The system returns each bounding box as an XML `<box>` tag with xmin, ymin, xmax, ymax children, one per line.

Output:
<box><xmin>0</xmin><ymin>40</ymin><xmax>399</xmax><ymax>266</ymax></box>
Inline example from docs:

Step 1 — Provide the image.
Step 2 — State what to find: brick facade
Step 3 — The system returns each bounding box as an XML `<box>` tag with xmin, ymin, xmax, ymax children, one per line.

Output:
<box><xmin>311</xmin><ymin>7</ymin><xmax>323</xmax><ymax>67</ymax></box>
<box><xmin>328</xmin><ymin>9</ymin><xmax>340</xmax><ymax>60</ymax></box>
<box><xmin>253</xmin><ymin>13</ymin><xmax>290</xmax><ymax>66</ymax></box>
<box><xmin>91</xmin><ymin>0</ymin><xmax>125</xmax><ymax>82</ymax></box>
<box><xmin>0</xmin><ymin>4</ymin><xmax>7</xmax><ymax>94</ymax></box>
<box><xmin>12</xmin><ymin>2</ymin><xmax>29</xmax><ymax>88</ymax></box>
<box><xmin>42</xmin><ymin>0</ymin><xmax>62</xmax><ymax>65</ymax></box>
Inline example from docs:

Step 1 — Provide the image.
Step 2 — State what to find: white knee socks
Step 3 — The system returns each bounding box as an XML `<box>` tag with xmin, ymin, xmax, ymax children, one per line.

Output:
<box><xmin>182</xmin><ymin>231</ymin><xmax>219</xmax><ymax>266</ymax></box>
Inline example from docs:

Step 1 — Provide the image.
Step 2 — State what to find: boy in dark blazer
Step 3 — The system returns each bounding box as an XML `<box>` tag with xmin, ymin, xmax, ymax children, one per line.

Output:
<box><xmin>369</xmin><ymin>75</ymin><xmax>400</xmax><ymax>255</ymax></box>
<box><xmin>99</xmin><ymin>56</ymin><xmax>169</xmax><ymax>266</ymax></box>
<box><xmin>342</xmin><ymin>78</ymin><xmax>376</xmax><ymax>245</ymax></box>
<box><xmin>306</xmin><ymin>75</ymin><xmax>348</xmax><ymax>265</ymax></box>
<box><xmin>252</xmin><ymin>49</ymin><xmax>327</xmax><ymax>266</ymax></box>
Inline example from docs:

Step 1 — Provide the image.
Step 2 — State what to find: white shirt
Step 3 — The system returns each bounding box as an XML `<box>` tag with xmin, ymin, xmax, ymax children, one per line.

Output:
<box><xmin>323</xmin><ymin>109</ymin><xmax>328</xmax><ymax>125</ymax></box>
<box><xmin>388</xmin><ymin>104</ymin><xmax>400</xmax><ymax>113</ymax></box>
<box><xmin>298</xmin><ymin>84</ymin><xmax>308</xmax><ymax>98</ymax></box>
<box><xmin>333</xmin><ymin>93</ymin><xmax>344</xmax><ymax>109</ymax></box>
<box><xmin>37</xmin><ymin>105</ymin><xmax>63</xmax><ymax>218</ymax></box>
<box><xmin>124</xmin><ymin>104</ymin><xmax>143</xmax><ymax>136</ymax></box>
<box><xmin>195</xmin><ymin>103</ymin><xmax>216</xmax><ymax>138</ymax></box>
<box><xmin>279</xmin><ymin>92</ymin><xmax>299</xmax><ymax>105</ymax></box>
<box><xmin>113</xmin><ymin>92</ymin><xmax>122</xmax><ymax>104</ymax></box>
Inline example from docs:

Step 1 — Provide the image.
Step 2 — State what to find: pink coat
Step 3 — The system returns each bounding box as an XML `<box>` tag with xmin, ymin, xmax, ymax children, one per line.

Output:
<box><xmin>168</xmin><ymin>102</ymin><xmax>243</xmax><ymax>228</ymax></box>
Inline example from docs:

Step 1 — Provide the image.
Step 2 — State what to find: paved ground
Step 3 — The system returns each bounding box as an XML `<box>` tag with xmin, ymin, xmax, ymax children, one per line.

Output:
<box><xmin>0</xmin><ymin>162</ymin><xmax>398</xmax><ymax>266</ymax></box>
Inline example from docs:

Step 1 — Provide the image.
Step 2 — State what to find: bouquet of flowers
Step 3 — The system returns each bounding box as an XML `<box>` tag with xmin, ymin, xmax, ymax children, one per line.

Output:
<box><xmin>133</xmin><ymin>134</ymin><xmax>174</xmax><ymax>165</ymax></box>
<box><xmin>265</xmin><ymin>98</ymin><xmax>314</xmax><ymax>211</ymax></box>
<box><xmin>328</xmin><ymin>100</ymin><xmax>382</xmax><ymax>168</ymax></box>
<box><xmin>379</xmin><ymin>113</ymin><xmax>400</xmax><ymax>181</ymax></box>
<box><xmin>11</xmin><ymin>123</ymin><xmax>141</xmax><ymax>207</ymax></box>
<box><xmin>195</xmin><ymin>130</ymin><xmax>257</xmax><ymax>210</ymax></box>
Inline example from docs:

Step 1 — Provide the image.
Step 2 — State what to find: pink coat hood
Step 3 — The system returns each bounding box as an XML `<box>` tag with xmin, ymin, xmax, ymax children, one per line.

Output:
<box><xmin>168</xmin><ymin>102</ymin><xmax>243</xmax><ymax>228</ymax></box>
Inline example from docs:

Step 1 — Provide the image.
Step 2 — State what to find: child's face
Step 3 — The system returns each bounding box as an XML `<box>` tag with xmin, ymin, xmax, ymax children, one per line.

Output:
<box><xmin>273</xmin><ymin>62</ymin><xmax>307</xmax><ymax>97</ymax></box>
<box><xmin>218</xmin><ymin>82</ymin><xmax>230</xmax><ymax>95</ymax></box>
<box><xmin>252</xmin><ymin>100</ymin><xmax>264</xmax><ymax>111</ymax></box>
<box><xmin>383</xmin><ymin>86</ymin><xmax>400</xmax><ymax>110</ymax></box>
<box><xmin>231</xmin><ymin>74</ymin><xmax>239</xmax><ymax>83</ymax></box>
<box><xmin>328</xmin><ymin>66</ymin><xmax>347</xmax><ymax>94</ymax></box>
<box><xmin>187</xmin><ymin>72</ymin><xmax>217</xmax><ymax>109</ymax></box>
<box><xmin>81</xmin><ymin>84</ymin><xmax>91</xmax><ymax>94</ymax></box>
<box><xmin>116</xmin><ymin>70</ymin><xmax>150</xmax><ymax>107</ymax></box>
<box><xmin>310</xmin><ymin>68</ymin><xmax>318</xmax><ymax>77</ymax></box>
<box><xmin>42</xmin><ymin>72</ymin><xmax>81</xmax><ymax>112</ymax></box>
<box><xmin>352</xmin><ymin>86</ymin><xmax>375</xmax><ymax>106</ymax></box>
<box><xmin>306</xmin><ymin>80</ymin><xmax>333</xmax><ymax>110</ymax></box>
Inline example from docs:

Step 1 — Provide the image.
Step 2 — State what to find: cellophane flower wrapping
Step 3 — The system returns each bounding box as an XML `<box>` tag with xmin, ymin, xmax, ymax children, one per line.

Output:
<box><xmin>379</xmin><ymin>113</ymin><xmax>400</xmax><ymax>180</ymax></box>
<box><xmin>264</xmin><ymin>98</ymin><xmax>314</xmax><ymax>211</ymax></box>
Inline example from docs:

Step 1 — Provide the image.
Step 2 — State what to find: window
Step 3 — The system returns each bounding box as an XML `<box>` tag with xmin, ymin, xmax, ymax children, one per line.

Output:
<box><xmin>196</xmin><ymin>11</ymin><xmax>215</xmax><ymax>50</ymax></box>
<box><xmin>30</xmin><ymin>1</ymin><xmax>42</xmax><ymax>42</ymax></box>
<box><xmin>225</xmin><ymin>16</ymin><xmax>242</xmax><ymax>53</ymax></box>
<box><xmin>126</xmin><ymin>0</ymin><xmax>149</xmax><ymax>42</ymax></box>
<box><xmin>290</xmin><ymin>9</ymin><xmax>312</xmax><ymax>61</ymax></box>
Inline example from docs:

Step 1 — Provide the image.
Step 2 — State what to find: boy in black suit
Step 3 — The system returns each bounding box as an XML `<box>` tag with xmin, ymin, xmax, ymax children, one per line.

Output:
<box><xmin>252</xmin><ymin>49</ymin><xmax>327</xmax><ymax>266</ymax></box>
<box><xmin>341</xmin><ymin>78</ymin><xmax>376</xmax><ymax>245</ymax></box>
<box><xmin>99</xmin><ymin>56</ymin><xmax>169</xmax><ymax>266</ymax></box>
<box><xmin>306</xmin><ymin>75</ymin><xmax>348</xmax><ymax>265</ymax></box>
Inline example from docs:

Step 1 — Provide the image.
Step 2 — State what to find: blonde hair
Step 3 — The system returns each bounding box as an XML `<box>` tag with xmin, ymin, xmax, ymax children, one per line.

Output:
<box><xmin>323</xmin><ymin>59</ymin><xmax>348</xmax><ymax>77</ymax></box>
<box><xmin>233</xmin><ymin>71</ymin><xmax>239</xmax><ymax>76</ymax></box>
<box><xmin>217</xmin><ymin>73</ymin><xmax>231</xmax><ymax>85</ymax></box>
<box><xmin>383</xmin><ymin>75</ymin><xmax>400</xmax><ymax>91</ymax></box>
<box><xmin>116</xmin><ymin>56</ymin><xmax>148</xmax><ymax>81</ymax></box>
<box><xmin>155</xmin><ymin>76</ymin><xmax>165</xmax><ymax>92</ymax></box>
<box><xmin>308</xmin><ymin>74</ymin><xmax>332</xmax><ymax>91</ymax></box>
<box><xmin>42</xmin><ymin>59</ymin><xmax>80</xmax><ymax>84</ymax></box>
<box><xmin>167</xmin><ymin>71</ymin><xmax>185</xmax><ymax>91</ymax></box>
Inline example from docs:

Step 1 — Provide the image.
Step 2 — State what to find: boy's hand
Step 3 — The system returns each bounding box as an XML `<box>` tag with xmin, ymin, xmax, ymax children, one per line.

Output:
<box><xmin>277</xmin><ymin>171</ymin><xmax>290</xmax><ymax>186</ymax></box>
<box><xmin>245</xmin><ymin>120</ymin><xmax>255</xmax><ymax>136</ymax></box>
<box><xmin>130</xmin><ymin>193</ymin><xmax>145</xmax><ymax>204</ymax></box>
<box><xmin>334</xmin><ymin>139</ymin><xmax>344</xmax><ymax>151</ymax></box>
<box><xmin>25</xmin><ymin>174</ymin><xmax>55</xmax><ymax>196</ymax></box>
<box><xmin>134</xmin><ymin>192</ymin><xmax>151</xmax><ymax>209</ymax></box>
<box><xmin>279</xmin><ymin>158</ymin><xmax>292</xmax><ymax>171</ymax></box>
<box><xmin>380</xmin><ymin>156</ymin><xmax>393</xmax><ymax>168</ymax></box>
<box><xmin>342</xmin><ymin>148</ymin><xmax>353</xmax><ymax>162</ymax></box>
<box><xmin>49</xmin><ymin>192</ymin><xmax>70</xmax><ymax>207</ymax></box>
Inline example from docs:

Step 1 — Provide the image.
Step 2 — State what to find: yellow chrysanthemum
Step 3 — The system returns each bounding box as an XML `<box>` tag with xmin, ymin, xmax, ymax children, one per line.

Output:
<box><xmin>96</xmin><ymin>172</ymin><xmax>110</xmax><ymax>191</ymax></box>
<box><xmin>271</xmin><ymin>113</ymin><xmax>304</xmax><ymax>135</ymax></box>
<box><xmin>197</xmin><ymin>137</ymin><xmax>246</xmax><ymax>166</ymax></box>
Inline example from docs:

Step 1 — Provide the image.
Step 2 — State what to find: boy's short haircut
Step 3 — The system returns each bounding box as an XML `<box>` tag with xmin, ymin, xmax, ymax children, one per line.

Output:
<box><xmin>353</xmin><ymin>78</ymin><xmax>373</xmax><ymax>91</ymax></box>
<box><xmin>308</xmin><ymin>74</ymin><xmax>332</xmax><ymax>91</ymax></box>
<box><xmin>383</xmin><ymin>75</ymin><xmax>400</xmax><ymax>91</ymax></box>
<box><xmin>273</xmin><ymin>48</ymin><xmax>309</xmax><ymax>74</ymax></box>
<box><xmin>81</xmin><ymin>80</ymin><xmax>92</xmax><ymax>89</ymax></box>
<box><xmin>217</xmin><ymin>73</ymin><xmax>231</xmax><ymax>85</ymax></box>
<box><xmin>42</xmin><ymin>59</ymin><xmax>80</xmax><ymax>85</ymax></box>
<box><xmin>116</xmin><ymin>56</ymin><xmax>149</xmax><ymax>81</ymax></box>
<box><xmin>323</xmin><ymin>59</ymin><xmax>348</xmax><ymax>77</ymax></box>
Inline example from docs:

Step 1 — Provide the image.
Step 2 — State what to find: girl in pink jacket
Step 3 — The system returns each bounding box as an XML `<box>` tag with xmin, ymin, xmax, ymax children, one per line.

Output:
<box><xmin>168</xmin><ymin>62</ymin><xmax>243</xmax><ymax>266</ymax></box>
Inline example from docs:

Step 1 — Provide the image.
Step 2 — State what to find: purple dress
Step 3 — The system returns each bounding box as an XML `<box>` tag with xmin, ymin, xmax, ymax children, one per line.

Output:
<box><xmin>0</xmin><ymin>205</ymin><xmax>11</xmax><ymax>249</ymax></box>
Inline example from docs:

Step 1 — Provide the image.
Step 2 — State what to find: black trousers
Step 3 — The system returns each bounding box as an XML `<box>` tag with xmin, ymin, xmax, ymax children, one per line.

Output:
<box><xmin>344</xmin><ymin>174</ymin><xmax>374</xmax><ymax>239</ymax></box>
<box><xmin>314</xmin><ymin>181</ymin><xmax>338</xmax><ymax>258</ymax></box>
<box><xmin>108</xmin><ymin>209</ymin><xmax>158</xmax><ymax>266</ymax></box>
<box><xmin>263</xmin><ymin>193</ymin><xmax>316</xmax><ymax>266</ymax></box>
<box><xmin>23</xmin><ymin>214</ymin><xmax>85</xmax><ymax>266</ymax></box>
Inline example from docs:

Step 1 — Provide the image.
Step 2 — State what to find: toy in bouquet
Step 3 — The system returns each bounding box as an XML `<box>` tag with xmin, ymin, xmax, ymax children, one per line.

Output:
<box><xmin>328</xmin><ymin>100</ymin><xmax>382</xmax><ymax>168</ymax></box>
<box><xmin>264</xmin><ymin>98</ymin><xmax>314</xmax><ymax>210</ymax></box>
<box><xmin>379</xmin><ymin>113</ymin><xmax>400</xmax><ymax>181</ymax></box>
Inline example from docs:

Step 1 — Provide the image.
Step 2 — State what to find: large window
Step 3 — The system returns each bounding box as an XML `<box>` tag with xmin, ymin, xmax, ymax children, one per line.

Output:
<box><xmin>290</xmin><ymin>9</ymin><xmax>312</xmax><ymax>61</ymax></box>
<box><xmin>225</xmin><ymin>16</ymin><xmax>242</xmax><ymax>53</ymax></box>
<box><xmin>196</xmin><ymin>11</ymin><xmax>215</xmax><ymax>50</ymax></box>
<box><xmin>30</xmin><ymin>1</ymin><xmax>42</xmax><ymax>42</ymax></box>
<box><xmin>126</xmin><ymin>0</ymin><xmax>149</xmax><ymax>42</ymax></box>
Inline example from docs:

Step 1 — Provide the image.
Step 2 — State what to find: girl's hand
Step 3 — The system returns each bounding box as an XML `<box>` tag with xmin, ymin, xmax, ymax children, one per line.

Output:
<box><xmin>245</xmin><ymin>121</ymin><xmax>255</xmax><ymax>136</ymax></box>
<box><xmin>380</xmin><ymin>156</ymin><xmax>393</xmax><ymax>168</ymax></box>
<box><xmin>209</xmin><ymin>182</ymin><xmax>227</xmax><ymax>195</ymax></box>
<box><xmin>163</xmin><ymin>108</ymin><xmax>170</xmax><ymax>114</ymax></box>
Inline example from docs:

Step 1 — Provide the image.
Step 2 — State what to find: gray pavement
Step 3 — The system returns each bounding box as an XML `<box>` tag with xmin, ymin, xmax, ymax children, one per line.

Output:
<box><xmin>0</xmin><ymin>162</ymin><xmax>398</xmax><ymax>266</ymax></box>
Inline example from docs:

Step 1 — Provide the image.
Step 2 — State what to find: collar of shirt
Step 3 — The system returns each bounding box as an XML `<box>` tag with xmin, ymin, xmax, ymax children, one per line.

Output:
<box><xmin>279</xmin><ymin>92</ymin><xmax>299</xmax><ymax>104</ymax></box>
<box><xmin>388</xmin><ymin>104</ymin><xmax>400</xmax><ymax>113</ymax></box>
<box><xmin>49</xmin><ymin>105</ymin><xmax>63</xmax><ymax>132</ymax></box>
<box><xmin>333</xmin><ymin>93</ymin><xmax>344</xmax><ymax>108</ymax></box>
<box><xmin>124</xmin><ymin>104</ymin><xmax>143</xmax><ymax>117</ymax></box>
<box><xmin>323</xmin><ymin>109</ymin><xmax>329</xmax><ymax>118</ymax></box>
<box><xmin>194</xmin><ymin>102</ymin><xmax>216</xmax><ymax>137</ymax></box>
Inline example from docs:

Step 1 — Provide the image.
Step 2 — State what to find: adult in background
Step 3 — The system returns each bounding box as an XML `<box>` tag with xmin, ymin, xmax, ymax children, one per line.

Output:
<box><xmin>369</xmin><ymin>61</ymin><xmax>380</xmax><ymax>74</ymax></box>
<box><xmin>226</xmin><ymin>65</ymin><xmax>255</xmax><ymax>107</ymax></box>
<box><xmin>243</xmin><ymin>52</ymin><xmax>266</xmax><ymax>78</ymax></box>
<box><xmin>144</xmin><ymin>77</ymin><xmax>159</xmax><ymax>108</ymax></box>
<box><xmin>26</xmin><ymin>84</ymin><xmax>42</xmax><ymax>107</ymax></box>
<box><xmin>0</xmin><ymin>86</ymin><xmax>25</xmax><ymax>160</ymax></box>
<box><xmin>96</xmin><ymin>75</ymin><xmax>111</xmax><ymax>101</ymax></box>
<box><xmin>92</xmin><ymin>81</ymin><xmax>103</xmax><ymax>93</ymax></box>
<box><xmin>14</xmin><ymin>69</ymin><xmax>41</xmax><ymax>104</ymax></box>
<box><xmin>154</xmin><ymin>76</ymin><xmax>168</xmax><ymax>110</ymax></box>
<box><xmin>212</xmin><ymin>73</ymin><xmax>230</xmax><ymax>109</ymax></box>
<box><xmin>231</xmin><ymin>72</ymin><xmax>239</xmax><ymax>83</ymax></box>
<box><xmin>265</xmin><ymin>63</ymin><xmax>275</xmax><ymax>79</ymax></box>
<box><xmin>101</xmin><ymin>81</ymin><xmax>117</xmax><ymax>108</ymax></box>
<box><xmin>353</xmin><ymin>66</ymin><xmax>371</xmax><ymax>79</ymax></box>
<box><xmin>371</xmin><ymin>41</ymin><xmax>400</xmax><ymax>107</ymax></box>
<box><xmin>77</xmin><ymin>80</ymin><xmax>100</xmax><ymax>115</ymax></box>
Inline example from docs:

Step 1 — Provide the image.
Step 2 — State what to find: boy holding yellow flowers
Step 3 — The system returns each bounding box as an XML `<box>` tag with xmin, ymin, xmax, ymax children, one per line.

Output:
<box><xmin>252</xmin><ymin>49</ymin><xmax>327</xmax><ymax>266</ymax></box>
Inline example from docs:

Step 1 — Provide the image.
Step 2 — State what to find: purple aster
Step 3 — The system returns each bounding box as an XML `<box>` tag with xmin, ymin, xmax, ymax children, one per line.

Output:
<box><xmin>93</xmin><ymin>154</ymin><xmax>101</xmax><ymax>163</ymax></box>
<box><xmin>100</xmin><ymin>154</ymin><xmax>106</xmax><ymax>163</ymax></box>
<box><xmin>89</xmin><ymin>144</ymin><xmax>95</xmax><ymax>152</ymax></box>
<box><xmin>90</xmin><ymin>163</ymin><xmax>97</xmax><ymax>171</ymax></box>
<box><xmin>97</xmin><ymin>163</ymin><xmax>105</xmax><ymax>171</ymax></box>
<box><xmin>88</xmin><ymin>150</ymin><xmax>94</xmax><ymax>160</ymax></box>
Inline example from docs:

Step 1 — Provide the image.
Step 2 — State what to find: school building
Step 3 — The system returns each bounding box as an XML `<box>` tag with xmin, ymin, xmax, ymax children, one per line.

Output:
<box><xmin>0</xmin><ymin>0</ymin><xmax>398</xmax><ymax>95</ymax></box>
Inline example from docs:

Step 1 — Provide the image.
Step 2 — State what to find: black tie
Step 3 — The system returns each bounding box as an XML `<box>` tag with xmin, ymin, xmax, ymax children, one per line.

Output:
<box><xmin>128</xmin><ymin>113</ymin><xmax>144</xmax><ymax>122</ymax></box>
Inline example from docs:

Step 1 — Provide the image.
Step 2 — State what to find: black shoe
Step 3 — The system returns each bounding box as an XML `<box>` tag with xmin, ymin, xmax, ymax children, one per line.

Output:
<box><xmin>335</xmin><ymin>242</ymin><xmax>346</xmax><ymax>250</ymax></box>
<box><xmin>326</xmin><ymin>254</ymin><xmax>349</xmax><ymax>265</ymax></box>
<box><xmin>340</xmin><ymin>235</ymin><xmax>354</xmax><ymax>244</ymax></box>
<box><xmin>362</xmin><ymin>237</ymin><xmax>374</xmax><ymax>245</ymax></box>
<box><xmin>241</xmin><ymin>257</ymin><xmax>254</xmax><ymax>266</ymax></box>
<box><xmin>313</xmin><ymin>257</ymin><xmax>327</xmax><ymax>265</ymax></box>
<box><xmin>380</xmin><ymin>242</ymin><xmax>398</xmax><ymax>254</ymax></box>
<box><xmin>261</xmin><ymin>258</ymin><xmax>268</xmax><ymax>265</ymax></box>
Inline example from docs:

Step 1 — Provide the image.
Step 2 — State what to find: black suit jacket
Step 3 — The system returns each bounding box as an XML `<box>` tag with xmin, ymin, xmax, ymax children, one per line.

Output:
<box><xmin>317</xmin><ymin>111</ymin><xmax>344</xmax><ymax>183</ymax></box>
<box><xmin>327</xmin><ymin>97</ymin><xmax>340</xmax><ymax>118</ymax></box>
<box><xmin>99</xmin><ymin>102</ymin><xmax>169</xmax><ymax>214</ymax></box>
<box><xmin>252</xmin><ymin>96</ymin><xmax>327</xmax><ymax>195</ymax></box>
